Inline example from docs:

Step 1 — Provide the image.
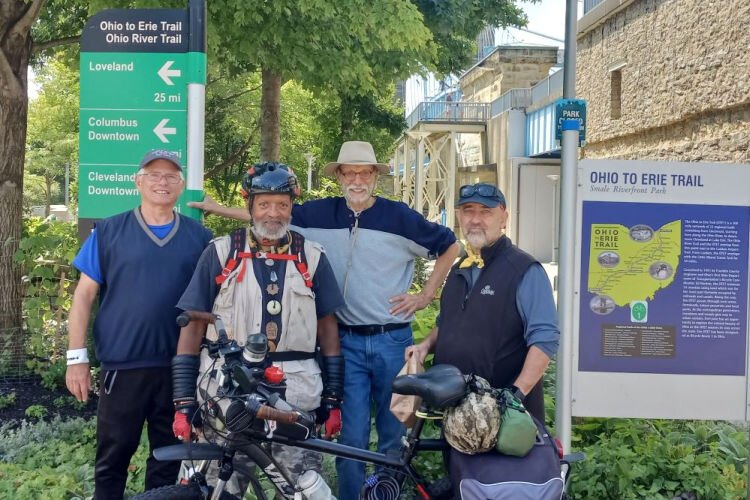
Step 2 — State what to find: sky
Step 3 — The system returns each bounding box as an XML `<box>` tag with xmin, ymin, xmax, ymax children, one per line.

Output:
<box><xmin>501</xmin><ymin>0</ymin><xmax>582</xmax><ymax>48</ymax></box>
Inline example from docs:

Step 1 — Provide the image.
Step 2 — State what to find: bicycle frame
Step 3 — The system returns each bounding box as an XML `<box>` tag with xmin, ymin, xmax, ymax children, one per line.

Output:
<box><xmin>162</xmin><ymin>407</ymin><xmax>448</xmax><ymax>500</ymax></box>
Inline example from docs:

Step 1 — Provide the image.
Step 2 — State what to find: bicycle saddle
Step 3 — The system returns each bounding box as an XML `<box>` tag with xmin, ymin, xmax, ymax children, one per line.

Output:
<box><xmin>392</xmin><ymin>364</ymin><xmax>467</xmax><ymax>409</ymax></box>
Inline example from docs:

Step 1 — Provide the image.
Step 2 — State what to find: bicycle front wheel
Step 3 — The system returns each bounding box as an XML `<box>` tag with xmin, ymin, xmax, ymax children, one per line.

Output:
<box><xmin>129</xmin><ymin>483</ymin><xmax>241</xmax><ymax>500</ymax></box>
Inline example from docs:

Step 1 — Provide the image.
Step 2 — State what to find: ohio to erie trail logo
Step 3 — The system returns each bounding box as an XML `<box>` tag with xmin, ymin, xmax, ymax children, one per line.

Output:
<box><xmin>480</xmin><ymin>285</ymin><xmax>495</xmax><ymax>296</ymax></box>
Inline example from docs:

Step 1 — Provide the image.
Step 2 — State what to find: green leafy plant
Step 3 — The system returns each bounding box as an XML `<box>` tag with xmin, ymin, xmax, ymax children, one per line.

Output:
<box><xmin>24</xmin><ymin>405</ymin><xmax>48</xmax><ymax>419</ymax></box>
<box><xmin>568</xmin><ymin>418</ymin><xmax>747</xmax><ymax>499</ymax></box>
<box><xmin>0</xmin><ymin>391</ymin><xmax>16</xmax><ymax>409</ymax></box>
<box><xmin>15</xmin><ymin>219</ymin><xmax>79</xmax><ymax>362</ymax></box>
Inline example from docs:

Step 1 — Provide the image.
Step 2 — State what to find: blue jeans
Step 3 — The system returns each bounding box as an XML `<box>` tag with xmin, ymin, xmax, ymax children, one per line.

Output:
<box><xmin>335</xmin><ymin>325</ymin><xmax>413</xmax><ymax>500</ymax></box>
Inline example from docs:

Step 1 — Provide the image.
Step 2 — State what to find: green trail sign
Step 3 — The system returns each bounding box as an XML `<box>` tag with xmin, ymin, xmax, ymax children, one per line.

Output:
<box><xmin>79</xmin><ymin>6</ymin><xmax>206</xmax><ymax>236</ymax></box>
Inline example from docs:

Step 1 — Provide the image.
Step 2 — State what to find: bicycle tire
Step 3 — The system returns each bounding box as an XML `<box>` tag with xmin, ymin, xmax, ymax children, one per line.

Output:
<box><xmin>129</xmin><ymin>483</ymin><xmax>241</xmax><ymax>500</ymax></box>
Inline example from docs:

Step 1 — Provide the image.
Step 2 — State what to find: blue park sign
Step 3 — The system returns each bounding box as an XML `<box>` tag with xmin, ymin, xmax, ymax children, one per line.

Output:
<box><xmin>555</xmin><ymin>98</ymin><xmax>587</xmax><ymax>146</ymax></box>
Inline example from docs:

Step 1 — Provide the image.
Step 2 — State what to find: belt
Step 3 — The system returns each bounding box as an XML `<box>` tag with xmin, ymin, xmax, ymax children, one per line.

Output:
<box><xmin>338</xmin><ymin>323</ymin><xmax>410</xmax><ymax>335</ymax></box>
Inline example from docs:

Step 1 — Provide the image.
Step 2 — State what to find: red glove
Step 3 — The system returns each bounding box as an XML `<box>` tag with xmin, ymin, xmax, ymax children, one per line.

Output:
<box><xmin>173</xmin><ymin>411</ymin><xmax>193</xmax><ymax>441</ymax></box>
<box><xmin>324</xmin><ymin>408</ymin><xmax>342</xmax><ymax>440</ymax></box>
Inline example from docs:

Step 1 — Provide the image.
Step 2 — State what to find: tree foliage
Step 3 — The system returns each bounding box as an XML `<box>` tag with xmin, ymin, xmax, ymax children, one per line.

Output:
<box><xmin>25</xmin><ymin>55</ymin><xmax>79</xmax><ymax>215</ymax></box>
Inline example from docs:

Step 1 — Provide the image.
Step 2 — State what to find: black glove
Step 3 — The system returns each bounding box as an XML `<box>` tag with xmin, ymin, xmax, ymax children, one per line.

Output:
<box><xmin>320</xmin><ymin>354</ymin><xmax>344</xmax><ymax>402</ymax></box>
<box><xmin>317</xmin><ymin>355</ymin><xmax>344</xmax><ymax>424</ymax></box>
<box><xmin>172</xmin><ymin>354</ymin><xmax>201</xmax><ymax>423</ymax></box>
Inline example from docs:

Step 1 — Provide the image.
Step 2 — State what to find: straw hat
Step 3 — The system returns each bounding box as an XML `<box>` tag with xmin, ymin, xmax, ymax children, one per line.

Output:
<box><xmin>323</xmin><ymin>141</ymin><xmax>390</xmax><ymax>176</ymax></box>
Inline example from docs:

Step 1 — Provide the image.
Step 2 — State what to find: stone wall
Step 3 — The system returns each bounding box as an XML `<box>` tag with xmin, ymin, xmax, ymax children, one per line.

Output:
<box><xmin>577</xmin><ymin>0</ymin><xmax>750</xmax><ymax>162</ymax></box>
<box><xmin>460</xmin><ymin>46</ymin><xmax>558</xmax><ymax>104</ymax></box>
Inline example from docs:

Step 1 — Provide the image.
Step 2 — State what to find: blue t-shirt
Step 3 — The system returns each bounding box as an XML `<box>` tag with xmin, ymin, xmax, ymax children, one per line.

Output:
<box><xmin>74</xmin><ymin>220</ymin><xmax>176</xmax><ymax>284</ymax></box>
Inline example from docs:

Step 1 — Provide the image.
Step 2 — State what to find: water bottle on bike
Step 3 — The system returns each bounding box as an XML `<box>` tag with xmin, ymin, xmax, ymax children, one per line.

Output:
<box><xmin>295</xmin><ymin>470</ymin><xmax>336</xmax><ymax>500</ymax></box>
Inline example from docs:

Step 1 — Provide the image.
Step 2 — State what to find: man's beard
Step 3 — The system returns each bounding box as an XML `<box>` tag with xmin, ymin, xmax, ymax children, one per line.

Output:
<box><xmin>251</xmin><ymin>219</ymin><xmax>289</xmax><ymax>241</ymax></box>
<box><xmin>343</xmin><ymin>182</ymin><xmax>374</xmax><ymax>204</ymax></box>
<box><xmin>464</xmin><ymin>229</ymin><xmax>489</xmax><ymax>250</ymax></box>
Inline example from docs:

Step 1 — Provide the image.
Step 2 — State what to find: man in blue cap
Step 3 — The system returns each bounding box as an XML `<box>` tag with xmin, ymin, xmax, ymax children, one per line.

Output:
<box><xmin>406</xmin><ymin>182</ymin><xmax>559</xmax><ymax>422</ymax></box>
<box><xmin>66</xmin><ymin>149</ymin><xmax>213</xmax><ymax>499</ymax></box>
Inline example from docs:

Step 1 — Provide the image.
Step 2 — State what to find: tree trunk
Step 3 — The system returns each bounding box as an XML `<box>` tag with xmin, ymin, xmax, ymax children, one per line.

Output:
<box><xmin>259</xmin><ymin>68</ymin><xmax>281</xmax><ymax>162</ymax></box>
<box><xmin>0</xmin><ymin>1</ymin><xmax>41</xmax><ymax>368</ymax></box>
<box><xmin>340</xmin><ymin>93</ymin><xmax>354</xmax><ymax>142</ymax></box>
<box><xmin>45</xmin><ymin>174</ymin><xmax>52</xmax><ymax>217</ymax></box>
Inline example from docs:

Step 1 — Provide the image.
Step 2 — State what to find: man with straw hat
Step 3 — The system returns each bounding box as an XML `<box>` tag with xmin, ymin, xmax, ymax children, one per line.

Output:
<box><xmin>190</xmin><ymin>141</ymin><xmax>458</xmax><ymax>498</ymax></box>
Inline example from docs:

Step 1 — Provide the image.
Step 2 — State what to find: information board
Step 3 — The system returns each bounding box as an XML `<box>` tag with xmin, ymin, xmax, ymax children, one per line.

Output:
<box><xmin>573</xmin><ymin>160</ymin><xmax>750</xmax><ymax>420</ymax></box>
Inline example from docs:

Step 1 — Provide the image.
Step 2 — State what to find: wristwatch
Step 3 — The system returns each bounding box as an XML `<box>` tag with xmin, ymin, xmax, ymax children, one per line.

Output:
<box><xmin>510</xmin><ymin>385</ymin><xmax>526</xmax><ymax>402</ymax></box>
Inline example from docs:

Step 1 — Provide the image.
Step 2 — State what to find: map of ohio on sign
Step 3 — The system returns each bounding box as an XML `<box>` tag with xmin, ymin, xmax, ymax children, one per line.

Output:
<box><xmin>587</xmin><ymin>221</ymin><xmax>681</xmax><ymax>308</ymax></box>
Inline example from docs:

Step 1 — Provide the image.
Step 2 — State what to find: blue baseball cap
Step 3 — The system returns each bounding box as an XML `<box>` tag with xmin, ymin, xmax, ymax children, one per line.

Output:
<box><xmin>139</xmin><ymin>149</ymin><xmax>183</xmax><ymax>171</ymax></box>
<box><xmin>457</xmin><ymin>183</ymin><xmax>506</xmax><ymax>208</ymax></box>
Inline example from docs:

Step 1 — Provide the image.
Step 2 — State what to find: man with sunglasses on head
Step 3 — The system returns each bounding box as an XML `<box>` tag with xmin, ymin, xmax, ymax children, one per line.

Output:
<box><xmin>66</xmin><ymin>149</ymin><xmax>213</xmax><ymax>499</ymax></box>
<box><xmin>406</xmin><ymin>182</ymin><xmax>559</xmax><ymax>423</ymax></box>
<box><xmin>189</xmin><ymin>141</ymin><xmax>459</xmax><ymax>499</ymax></box>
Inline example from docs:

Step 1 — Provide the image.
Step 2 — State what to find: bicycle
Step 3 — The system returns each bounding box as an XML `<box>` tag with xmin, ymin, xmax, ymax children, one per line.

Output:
<box><xmin>132</xmin><ymin>311</ymin><xmax>582</xmax><ymax>500</ymax></box>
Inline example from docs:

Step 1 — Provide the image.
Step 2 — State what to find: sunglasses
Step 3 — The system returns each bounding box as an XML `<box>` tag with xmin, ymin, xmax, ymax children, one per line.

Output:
<box><xmin>459</xmin><ymin>183</ymin><xmax>502</xmax><ymax>199</ymax></box>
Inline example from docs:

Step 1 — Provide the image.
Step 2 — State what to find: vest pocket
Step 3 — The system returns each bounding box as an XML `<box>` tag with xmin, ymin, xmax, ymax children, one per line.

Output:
<box><xmin>280</xmin><ymin>281</ymin><xmax>317</xmax><ymax>352</ymax></box>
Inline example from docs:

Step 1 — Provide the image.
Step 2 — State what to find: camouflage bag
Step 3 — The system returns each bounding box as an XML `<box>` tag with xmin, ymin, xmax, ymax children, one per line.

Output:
<box><xmin>443</xmin><ymin>375</ymin><xmax>500</xmax><ymax>454</ymax></box>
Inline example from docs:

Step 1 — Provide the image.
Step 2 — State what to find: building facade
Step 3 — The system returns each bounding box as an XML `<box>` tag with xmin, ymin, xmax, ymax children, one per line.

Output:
<box><xmin>577</xmin><ymin>0</ymin><xmax>750</xmax><ymax>162</ymax></box>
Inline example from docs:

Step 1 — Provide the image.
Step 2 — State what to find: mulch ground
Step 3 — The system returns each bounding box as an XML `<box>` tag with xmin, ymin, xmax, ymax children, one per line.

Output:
<box><xmin>0</xmin><ymin>376</ymin><xmax>98</xmax><ymax>426</ymax></box>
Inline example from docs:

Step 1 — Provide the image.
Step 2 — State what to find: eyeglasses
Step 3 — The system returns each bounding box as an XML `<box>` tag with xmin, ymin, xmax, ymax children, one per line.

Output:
<box><xmin>339</xmin><ymin>168</ymin><xmax>375</xmax><ymax>181</ymax></box>
<box><xmin>139</xmin><ymin>172</ymin><xmax>183</xmax><ymax>185</ymax></box>
<box><xmin>459</xmin><ymin>183</ymin><xmax>501</xmax><ymax>198</ymax></box>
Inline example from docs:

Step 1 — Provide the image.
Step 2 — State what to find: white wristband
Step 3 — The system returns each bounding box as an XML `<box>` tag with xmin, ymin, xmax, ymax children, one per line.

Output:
<box><xmin>67</xmin><ymin>348</ymin><xmax>90</xmax><ymax>366</ymax></box>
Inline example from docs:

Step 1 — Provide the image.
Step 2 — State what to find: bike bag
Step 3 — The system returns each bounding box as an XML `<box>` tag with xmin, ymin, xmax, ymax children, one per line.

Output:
<box><xmin>448</xmin><ymin>416</ymin><xmax>564</xmax><ymax>500</ymax></box>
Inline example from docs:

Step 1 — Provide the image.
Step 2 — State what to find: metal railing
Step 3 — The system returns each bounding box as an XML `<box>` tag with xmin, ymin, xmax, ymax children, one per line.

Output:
<box><xmin>531</xmin><ymin>69</ymin><xmax>564</xmax><ymax>105</ymax></box>
<box><xmin>584</xmin><ymin>0</ymin><xmax>606</xmax><ymax>13</ymax></box>
<box><xmin>406</xmin><ymin>101</ymin><xmax>491</xmax><ymax>128</ymax></box>
<box><xmin>490</xmin><ymin>88</ymin><xmax>532</xmax><ymax>117</ymax></box>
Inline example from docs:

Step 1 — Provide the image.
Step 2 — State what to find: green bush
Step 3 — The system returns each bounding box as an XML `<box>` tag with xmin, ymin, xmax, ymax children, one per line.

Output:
<box><xmin>0</xmin><ymin>417</ymin><xmax>152</xmax><ymax>499</ymax></box>
<box><xmin>0</xmin><ymin>392</ymin><xmax>16</xmax><ymax>410</ymax></box>
<box><xmin>15</xmin><ymin>219</ymin><xmax>80</xmax><ymax>363</ymax></box>
<box><xmin>568</xmin><ymin>418</ymin><xmax>747</xmax><ymax>499</ymax></box>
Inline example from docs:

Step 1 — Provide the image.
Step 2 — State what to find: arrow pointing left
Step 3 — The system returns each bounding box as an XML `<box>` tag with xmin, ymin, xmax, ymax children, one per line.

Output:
<box><xmin>158</xmin><ymin>60</ymin><xmax>181</xmax><ymax>86</ymax></box>
<box><xmin>154</xmin><ymin>119</ymin><xmax>177</xmax><ymax>143</ymax></box>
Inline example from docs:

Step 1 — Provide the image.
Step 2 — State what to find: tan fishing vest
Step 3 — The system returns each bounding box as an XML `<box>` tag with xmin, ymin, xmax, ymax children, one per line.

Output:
<box><xmin>198</xmin><ymin>232</ymin><xmax>324</xmax><ymax>411</ymax></box>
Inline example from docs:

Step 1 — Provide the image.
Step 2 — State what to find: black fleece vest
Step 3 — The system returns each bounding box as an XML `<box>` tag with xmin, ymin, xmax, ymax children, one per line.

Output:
<box><xmin>434</xmin><ymin>236</ymin><xmax>543</xmax><ymax>418</ymax></box>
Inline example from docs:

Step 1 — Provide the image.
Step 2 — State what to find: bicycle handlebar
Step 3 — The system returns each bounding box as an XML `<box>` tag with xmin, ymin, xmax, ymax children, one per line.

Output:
<box><xmin>256</xmin><ymin>404</ymin><xmax>300</xmax><ymax>425</ymax></box>
<box><xmin>176</xmin><ymin>310</ymin><xmax>229</xmax><ymax>343</ymax></box>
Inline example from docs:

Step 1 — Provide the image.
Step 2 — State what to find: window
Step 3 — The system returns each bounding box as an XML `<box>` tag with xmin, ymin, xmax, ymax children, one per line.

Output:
<box><xmin>610</xmin><ymin>70</ymin><xmax>622</xmax><ymax>119</ymax></box>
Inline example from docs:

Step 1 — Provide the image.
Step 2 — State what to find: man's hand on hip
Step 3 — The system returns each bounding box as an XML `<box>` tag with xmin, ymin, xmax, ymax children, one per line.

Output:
<box><xmin>389</xmin><ymin>291</ymin><xmax>431</xmax><ymax>318</ymax></box>
<box><xmin>65</xmin><ymin>363</ymin><xmax>91</xmax><ymax>402</ymax></box>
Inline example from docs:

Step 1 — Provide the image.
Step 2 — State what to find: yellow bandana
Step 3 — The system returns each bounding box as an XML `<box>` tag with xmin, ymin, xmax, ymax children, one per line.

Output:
<box><xmin>459</xmin><ymin>245</ymin><xmax>484</xmax><ymax>269</ymax></box>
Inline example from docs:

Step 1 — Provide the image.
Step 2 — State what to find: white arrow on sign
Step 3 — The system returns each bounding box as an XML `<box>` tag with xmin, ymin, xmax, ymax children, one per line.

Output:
<box><xmin>158</xmin><ymin>60</ymin><xmax>181</xmax><ymax>86</ymax></box>
<box><xmin>153</xmin><ymin>119</ymin><xmax>177</xmax><ymax>143</ymax></box>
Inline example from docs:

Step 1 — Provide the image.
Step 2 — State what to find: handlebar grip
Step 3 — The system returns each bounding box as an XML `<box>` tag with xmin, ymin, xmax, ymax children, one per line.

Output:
<box><xmin>256</xmin><ymin>405</ymin><xmax>300</xmax><ymax>425</ymax></box>
<box><xmin>176</xmin><ymin>311</ymin><xmax>228</xmax><ymax>343</ymax></box>
<box><xmin>176</xmin><ymin>310</ymin><xmax>219</xmax><ymax>327</ymax></box>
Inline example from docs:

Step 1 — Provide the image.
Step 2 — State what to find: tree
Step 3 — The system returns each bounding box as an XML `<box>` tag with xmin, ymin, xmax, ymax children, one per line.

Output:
<box><xmin>25</xmin><ymin>55</ymin><xmax>79</xmax><ymax>216</ymax></box>
<box><xmin>1</xmin><ymin>0</ymin><xmax>85</xmax><ymax>366</ymax></box>
<box><xmin>414</xmin><ymin>0</ymin><xmax>532</xmax><ymax>75</ymax></box>
<box><xmin>0</xmin><ymin>0</ymin><xmax>44</xmax><ymax>365</ymax></box>
<box><xmin>206</xmin><ymin>0</ymin><xmax>434</xmax><ymax>162</ymax></box>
